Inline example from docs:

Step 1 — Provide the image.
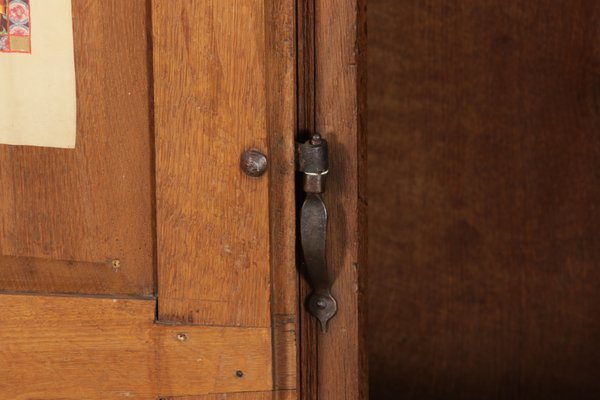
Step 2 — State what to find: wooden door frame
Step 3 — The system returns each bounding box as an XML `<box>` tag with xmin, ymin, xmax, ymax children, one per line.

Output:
<box><xmin>2</xmin><ymin>2</ymin><xmax>301</xmax><ymax>399</ymax></box>
<box><xmin>297</xmin><ymin>0</ymin><xmax>368</xmax><ymax>398</ymax></box>
<box><xmin>0</xmin><ymin>0</ymin><xmax>366</xmax><ymax>397</ymax></box>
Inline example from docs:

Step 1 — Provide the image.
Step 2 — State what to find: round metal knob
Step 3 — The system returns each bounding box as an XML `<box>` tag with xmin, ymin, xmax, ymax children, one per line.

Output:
<box><xmin>240</xmin><ymin>149</ymin><xmax>268</xmax><ymax>177</ymax></box>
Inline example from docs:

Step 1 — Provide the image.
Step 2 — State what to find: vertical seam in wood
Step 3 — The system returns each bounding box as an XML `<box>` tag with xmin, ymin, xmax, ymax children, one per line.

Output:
<box><xmin>297</xmin><ymin>0</ymin><xmax>319</xmax><ymax>399</ymax></box>
<box><xmin>267</xmin><ymin>0</ymin><xmax>300</xmax><ymax>395</ymax></box>
<box><xmin>146</xmin><ymin>0</ymin><xmax>159</xmax><ymax>305</ymax></box>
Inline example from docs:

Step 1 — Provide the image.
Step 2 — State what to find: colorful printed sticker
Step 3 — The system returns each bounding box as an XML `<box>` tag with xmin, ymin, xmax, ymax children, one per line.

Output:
<box><xmin>0</xmin><ymin>0</ymin><xmax>31</xmax><ymax>53</ymax></box>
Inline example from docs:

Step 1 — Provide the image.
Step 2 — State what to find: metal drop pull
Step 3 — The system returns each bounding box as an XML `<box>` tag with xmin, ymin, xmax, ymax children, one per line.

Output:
<box><xmin>296</xmin><ymin>134</ymin><xmax>337</xmax><ymax>332</ymax></box>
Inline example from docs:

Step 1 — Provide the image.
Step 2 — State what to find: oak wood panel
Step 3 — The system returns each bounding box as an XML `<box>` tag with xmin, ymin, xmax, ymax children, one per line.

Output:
<box><xmin>368</xmin><ymin>0</ymin><xmax>600</xmax><ymax>398</ymax></box>
<box><xmin>0</xmin><ymin>294</ymin><xmax>273</xmax><ymax>399</ymax></box>
<box><xmin>272</xmin><ymin>316</ymin><xmax>297</xmax><ymax>393</ymax></box>
<box><xmin>0</xmin><ymin>255</ymin><xmax>145</xmax><ymax>296</ymax></box>
<box><xmin>153</xmin><ymin>0</ymin><xmax>271</xmax><ymax>327</ymax></box>
<box><xmin>296</xmin><ymin>1</ymin><xmax>319</xmax><ymax>398</ymax></box>
<box><xmin>0</xmin><ymin>0</ymin><xmax>155</xmax><ymax>296</ymax></box>
<box><xmin>265</xmin><ymin>0</ymin><xmax>299</xmax><ymax>395</ymax></box>
<box><xmin>298</xmin><ymin>0</ymin><xmax>368</xmax><ymax>398</ymax></box>
<box><xmin>156</xmin><ymin>325</ymin><xmax>272</xmax><ymax>397</ymax></box>
<box><xmin>162</xmin><ymin>390</ymin><xmax>296</xmax><ymax>400</ymax></box>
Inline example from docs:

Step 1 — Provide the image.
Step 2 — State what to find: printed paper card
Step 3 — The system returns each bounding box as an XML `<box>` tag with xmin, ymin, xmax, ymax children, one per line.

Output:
<box><xmin>0</xmin><ymin>0</ymin><xmax>76</xmax><ymax>148</ymax></box>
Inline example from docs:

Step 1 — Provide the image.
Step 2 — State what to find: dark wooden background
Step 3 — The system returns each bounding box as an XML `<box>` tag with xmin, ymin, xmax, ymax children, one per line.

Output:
<box><xmin>368</xmin><ymin>1</ymin><xmax>600</xmax><ymax>399</ymax></box>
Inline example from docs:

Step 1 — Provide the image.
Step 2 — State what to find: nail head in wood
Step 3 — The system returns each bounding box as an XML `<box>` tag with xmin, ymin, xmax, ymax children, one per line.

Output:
<box><xmin>240</xmin><ymin>149</ymin><xmax>268</xmax><ymax>177</ymax></box>
<box><xmin>176</xmin><ymin>333</ymin><xmax>187</xmax><ymax>342</ymax></box>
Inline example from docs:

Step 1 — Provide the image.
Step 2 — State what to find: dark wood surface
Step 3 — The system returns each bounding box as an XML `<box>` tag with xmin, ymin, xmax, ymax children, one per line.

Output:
<box><xmin>298</xmin><ymin>0</ymin><xmax>368</xmax><ymax>398</ymax></box>
<box><xmin>315</xmin><ymin>0</ymin><xmax>368</xmax><ymax>398</ymax></box>
<box><xmin>369</xmin><ymin>1</ymin><xmax>600</xmax><ymax>399</ymax></box>
<box><xmin>297</xmin><ymin>1</ymin><xmax>319</xmax><ymax>400</ymax></box>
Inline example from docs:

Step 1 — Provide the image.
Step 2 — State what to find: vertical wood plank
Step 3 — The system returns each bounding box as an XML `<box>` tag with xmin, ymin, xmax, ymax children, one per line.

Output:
<box><xmin>309</xmin><ymin>0</ymin><xmax>368</xmax><ymax>398</ymax></box>
<box><xmin>152</xmin><ymin>0</ymin><xmax>271</xmax><ymax>327</ymax></box>
<box><xmin>296</xmin><ymin>1</ymin><xmax>319</xmax><ymax>400</ymax></box>
<box><xmin>265</xmin><ymin>0</ymin><xmax>299</xmax><ymax>395</ymax></box>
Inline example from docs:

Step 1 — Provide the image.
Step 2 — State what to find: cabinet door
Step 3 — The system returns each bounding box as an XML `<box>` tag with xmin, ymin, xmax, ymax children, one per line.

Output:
<box><xmin>369</xmin><ymin>0</ymin><xmax>600</xmax><ymax>398</ymax></box>
<box><xmin>0</xmin><ymin>1</ymin><xmax>297</xmax><ymax>399</ymax></box>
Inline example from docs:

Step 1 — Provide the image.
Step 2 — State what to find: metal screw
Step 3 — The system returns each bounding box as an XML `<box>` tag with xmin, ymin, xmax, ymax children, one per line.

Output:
<box><xmin>316</xmin><ymin>298</ymin><xmax>329</xmax><ymax>310</ymax></box>
<box><xmin>235</xmin><ymin>370</ymin><xmax>244</xmax><ymax>378</ymax></box>
<box><xmin>310</xmin><ymin>133</ymin><xmax>323</xmax><ymax>146</ymax></box>
<box><xmin>240</xmin><ymin>149</ymin><xmax>268</xmax><ymax>177</ymax></box>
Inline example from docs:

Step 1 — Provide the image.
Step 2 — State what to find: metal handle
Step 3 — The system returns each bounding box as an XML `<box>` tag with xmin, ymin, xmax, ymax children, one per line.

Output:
<box><xmin>296</xmin><ymin>134</ymin><xmax>337</xmax><ymax>332</ymax></box>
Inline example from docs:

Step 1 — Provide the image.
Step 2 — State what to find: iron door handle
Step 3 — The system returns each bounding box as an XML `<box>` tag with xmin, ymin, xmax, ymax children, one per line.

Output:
<box><xmin>296</xmin><ymin>134</ymin><xmax>337</xmax><ymax>332</ymax></box>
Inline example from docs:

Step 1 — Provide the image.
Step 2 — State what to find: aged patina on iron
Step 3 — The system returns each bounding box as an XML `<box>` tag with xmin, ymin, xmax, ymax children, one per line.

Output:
<box><xmin>240</xmin><ymin>149</ymin><xmax>268</xmax><ymax>177</ymax></box>
<box><xmin>296</xmin><ymin>133</ymin><xmax>337</xmax><ymax>332</ymax></box>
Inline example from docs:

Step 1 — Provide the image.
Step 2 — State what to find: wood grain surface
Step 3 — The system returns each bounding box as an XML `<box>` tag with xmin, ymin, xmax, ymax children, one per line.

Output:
<box><xmin>0</xmin><ymin>0</ymin><xmax>155</xmax><ymax>296</ymax></box>
<box><xmin>369</xmin><ymin>1</ymin><xmax>600</xmax><ymax>398</ymax></box>
<box><xmin>1</xmin><ymin>1</ymin><xmax>301</xmax><ymax>398</ymax></box>
<box><xmin>153</xmin><ymin>0</ymin><xmax>271</xmax><ymax>327</ymax></box>
<box><xmin>296</xmin><ymin>1</ymin><xmax>318</xmax><ymax>398</ymax></box>
<box><xmin>298</xmin><ymin>0</ymin><xmax>368</xmax><ymax>398</ymax></box>
<box><xmin>0</xmin><ymin>255</ymin><xmax>148</xmax><ymax>296</ymax></box>
<box><xmin>265</xmin><ymin>0</ymin><xmax>299</xmax><ymax>395</ymax></box>
<box><xmin>0</xmin><ymin>294</ymin><xmax>273</xmax><ymax>399</ymax></box>
<box><xmin>161</xmin><ymin>390</ymin><xmax>296</xmax><ymax>400</ymax></box>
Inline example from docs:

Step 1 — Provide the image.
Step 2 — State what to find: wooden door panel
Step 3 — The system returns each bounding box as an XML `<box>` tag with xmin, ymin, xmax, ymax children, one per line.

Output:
<box><xmin>153</xmin><ymin>0</ymin><xmax>271</xmax><ymax>327</ymax></box>
<box><xmin>296</xmin><ymin>0</ymin><xmax>368</xmax><ymax>398</ymax></box>
<box><xmin>0</xmin><ymin>1</ymin><xmax>299</xmax><ymax>398</ymax></box>
<box><xmin>0</xmin><ymin>0</ymin><xmax>155</xmax><ymax>297</ymax></box>
<box><xmin>0</xmin><ymin>294</ymin><xmax>273</xmax><ymax>399</ymax></box>
<box><xmin>163</xmin><ymin>391</ymin><xmax>296</xmax><ymax>400</ymax></box>
<box><xmin>369</xmin><ymin>0</ymin><xmax>600</xmax><ymax>398</ymax></box>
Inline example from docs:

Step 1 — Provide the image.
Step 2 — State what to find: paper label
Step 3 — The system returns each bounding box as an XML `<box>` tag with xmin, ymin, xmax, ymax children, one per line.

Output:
<box><xmin>0</xmin><ymin>0</ymin><xmax>76</xmax><ymax>148</ymax></box>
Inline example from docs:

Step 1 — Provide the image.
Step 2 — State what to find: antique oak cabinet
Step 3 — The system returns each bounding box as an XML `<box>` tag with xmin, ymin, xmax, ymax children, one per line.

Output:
<box><xmin>0</xmin><ymin>1</ymin><xmax>366</xmax><ymax>399</ymax></box>
<box><xmin>368</xmin><ymin>0</ymin><xmax>600</xmax><ymax>399</ymax></box>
